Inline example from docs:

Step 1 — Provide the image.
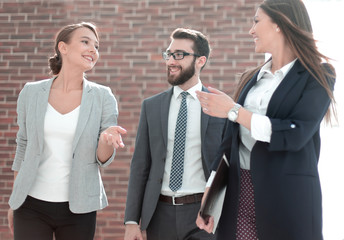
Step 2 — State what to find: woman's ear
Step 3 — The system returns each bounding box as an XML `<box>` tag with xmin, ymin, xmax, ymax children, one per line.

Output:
<box><xmin>58</xmin><ymin>41</ymin><xmax>67</xmax><ymax>55</ymax></box>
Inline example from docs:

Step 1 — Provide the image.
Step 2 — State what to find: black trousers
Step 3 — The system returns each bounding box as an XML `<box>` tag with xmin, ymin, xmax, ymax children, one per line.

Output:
<box><xmin>13</xmin><ymin>196</ymin><xmax>96</xmax><ymax>240</ymax></box>
<box><xmin>146</xmin><ymin>201</ymin><xmax>215</xmax><ymax>240</ymax></box>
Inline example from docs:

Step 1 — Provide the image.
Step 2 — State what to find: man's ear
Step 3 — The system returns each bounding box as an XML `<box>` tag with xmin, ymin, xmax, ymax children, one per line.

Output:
<box><xmin>197</xmin><ymin>56</ymin><xmax>207</xmax><ymax>69</ymax></box>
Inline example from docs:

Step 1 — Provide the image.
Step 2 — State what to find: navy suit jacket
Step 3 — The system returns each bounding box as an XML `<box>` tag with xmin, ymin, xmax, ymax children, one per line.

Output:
<box><xmin>216</xmin><ymin>60</ymin><xmax>333</xmax><ymax>240</ymax></box>
<box><xmin>124</xmin><ymin>86</ymin><xmax>228</xmax><ymax>230</ymax></box>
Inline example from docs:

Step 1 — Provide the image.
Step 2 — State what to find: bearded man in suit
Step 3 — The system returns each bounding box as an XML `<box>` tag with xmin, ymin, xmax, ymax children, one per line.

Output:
<box><xmin>124</xmin><ymin>28</ymin><xmax>228</xmax><ymax>240</ymax></box>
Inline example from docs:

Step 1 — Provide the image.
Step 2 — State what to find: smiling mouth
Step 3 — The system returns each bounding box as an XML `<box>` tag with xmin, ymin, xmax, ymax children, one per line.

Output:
<box><xmin>83</xmin><ymin>55</ymin><xmax>94</xmax><ymax>62</ymax></box>
<box><xmin>168</xmin><ymin>66</ymin><xmax>181</xmax><ymax>74</ymax></box>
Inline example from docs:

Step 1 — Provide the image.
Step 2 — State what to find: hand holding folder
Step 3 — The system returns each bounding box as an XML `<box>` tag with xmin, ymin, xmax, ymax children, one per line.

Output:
<box><xmin>199</xmin><ymin>154</ymin><xmax>229</xmax><ymax>233</ymax></box>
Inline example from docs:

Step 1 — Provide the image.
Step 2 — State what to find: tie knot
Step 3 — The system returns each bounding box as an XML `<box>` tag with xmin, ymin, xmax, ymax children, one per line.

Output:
<box><xmin>180</xmin><ymin>91</ymin><xmax>188</xmax><ymax>99</ymax></box>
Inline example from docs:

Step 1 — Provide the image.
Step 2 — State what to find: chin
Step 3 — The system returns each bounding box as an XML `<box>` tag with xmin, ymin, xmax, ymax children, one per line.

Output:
<box><xmin>167</xmin><ymin>77</ymin><xmax>177</xmax><ymax>86</ymax></box>
<box><xmin>254</xmin><ymin>47</ymin><xmax>262</xmax><ymax>53</ymax></box>
<box><xmin>85</xmin><ymin>64</ymin><xmax>95</xmax><ymax>71</ymax></box>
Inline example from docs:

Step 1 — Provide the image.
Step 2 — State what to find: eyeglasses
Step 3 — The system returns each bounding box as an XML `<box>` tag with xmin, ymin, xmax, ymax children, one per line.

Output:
<box><xmin>162</xmin><ymin>51</ymin><xmax>200</xmax><ymax>60</ymax></box>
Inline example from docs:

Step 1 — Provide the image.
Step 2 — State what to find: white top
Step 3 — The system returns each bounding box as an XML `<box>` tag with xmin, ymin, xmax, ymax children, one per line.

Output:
<box><xmin>161</xmin><ymin>81</ymin><xmax>206</xmax><ymax>197</ymax></box>
<box><xmin>28</xmin><ymin>103</ymin><xmax>80</xmax><ymax>202</ymax></box>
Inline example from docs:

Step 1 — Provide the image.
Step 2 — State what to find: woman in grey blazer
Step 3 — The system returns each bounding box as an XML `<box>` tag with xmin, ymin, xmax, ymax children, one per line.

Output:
<box><xmin>7</xmin><ymin>22</ymin><xmax>126</xmax><ymax>240</ymax></box>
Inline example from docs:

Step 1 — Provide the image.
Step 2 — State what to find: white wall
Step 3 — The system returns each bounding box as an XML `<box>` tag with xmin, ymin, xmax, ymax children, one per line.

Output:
<box><xmin>304</xmin><ymin>1</ymin><xmax>344</xmax><ymax>239</ymax></box>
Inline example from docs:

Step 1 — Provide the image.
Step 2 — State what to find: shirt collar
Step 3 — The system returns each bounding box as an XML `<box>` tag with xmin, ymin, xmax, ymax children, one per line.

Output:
<box><xmin>257</xmin><ymin>59</ymin><xmax>297</xmax><ymax>81</ymax></box>
<box><xmin>173</xmin><ymin>80</ymin><xmax>202</xmax><ymax>100</ymax></box>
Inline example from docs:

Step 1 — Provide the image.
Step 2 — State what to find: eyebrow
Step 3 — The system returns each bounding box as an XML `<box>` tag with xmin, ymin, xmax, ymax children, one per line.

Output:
<box><xmin>167</xmin><ymin>49</ymin><xmax>186</xmax><ymax>53</ymax></box>
<box><xmin>81</xmin><ymin>36</ymin><xmax>99</xmax><ymax>45</ymax></box>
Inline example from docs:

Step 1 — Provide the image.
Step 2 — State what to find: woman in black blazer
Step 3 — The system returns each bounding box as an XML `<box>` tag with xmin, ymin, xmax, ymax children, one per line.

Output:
<box><xmin>196</xmin><ymin>0</ymin><xmax>336</xmax><ymax>239</ymax></box>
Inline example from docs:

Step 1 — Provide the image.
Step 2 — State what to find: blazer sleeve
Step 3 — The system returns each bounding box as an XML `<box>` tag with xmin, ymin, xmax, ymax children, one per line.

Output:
<box><xmin>12</xmin><ymin>84</ymin><xmax>29</xmax><ymax>171</ymax></box>
<box><xmin>268</xmin><ymin>70</ymin><xmax>334</xmax><ymax>152</ymax></box>
<box><xmin>211</xmin><ymin>120</ymin><xmax>233</xmax><ymax>171</ymax></box>
<box><xmin>96</xmin><ymin>86</ymin><xmax>119</xmax><ymax>167</ymax></box>
<box><xmin>124</xmin><ymin>100</ymin><xmax>151</xmax><ymax>223</ymax></box>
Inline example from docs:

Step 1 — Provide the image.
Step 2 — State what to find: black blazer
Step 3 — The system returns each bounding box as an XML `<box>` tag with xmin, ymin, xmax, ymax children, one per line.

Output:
<box><xmin>217</xmin><ymin>60</ymin><xmax>333</xmax><ymax>240</ymax></box>
<box><xmin>124</xmin><ymin>86</ymin><xmax>228</xmax><ymax>230</ymax></box>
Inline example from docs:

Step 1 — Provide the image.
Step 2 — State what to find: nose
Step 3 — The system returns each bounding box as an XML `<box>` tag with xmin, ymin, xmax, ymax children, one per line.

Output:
<box><xmin>89</xmin><ymin>44</ymin><xmax>97</xmax><ymax>53</ymax></box>
<box><xmin>249</xmin><ymin>25</ymin><xmax>254</xmax><ymax>35</ymax></box>
<box><xmin>166</xmin><ymin>56</ymin><xmax>176</xmax><ymax>65</ymax></box>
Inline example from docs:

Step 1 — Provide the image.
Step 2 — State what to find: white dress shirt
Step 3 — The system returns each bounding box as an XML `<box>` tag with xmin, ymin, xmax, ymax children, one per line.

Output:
<box><xmin>161</xmin><ymin>81</ymin><xmax>206</xmax><ymax>197</ymax></box>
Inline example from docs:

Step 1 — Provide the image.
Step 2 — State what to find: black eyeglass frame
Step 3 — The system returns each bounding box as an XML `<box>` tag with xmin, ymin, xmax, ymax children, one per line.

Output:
<box><xmin>162</xmin><ymin>51</ymin><xmax>201</xmax><ymax>60</ymax></box>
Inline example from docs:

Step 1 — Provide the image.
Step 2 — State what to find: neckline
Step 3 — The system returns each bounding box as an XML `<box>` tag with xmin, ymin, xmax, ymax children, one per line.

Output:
<box><xmin>48</xmin><ymin>103</ymin><xmax>80</xmax><ymax>116</ymax></box>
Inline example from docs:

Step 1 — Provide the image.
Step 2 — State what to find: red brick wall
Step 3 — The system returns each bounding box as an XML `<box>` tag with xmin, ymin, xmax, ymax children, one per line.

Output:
<box><xmin>0</xmin><ymin>0</ymin><xmax>263</xmax><ymax>239</ymax></box>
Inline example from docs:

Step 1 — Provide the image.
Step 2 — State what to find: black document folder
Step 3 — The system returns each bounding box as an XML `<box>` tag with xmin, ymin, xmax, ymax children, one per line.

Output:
<box><xmin>199</xmin><ymin>154</ymin><xmax>229</xmax><ymax>233</ymax></box>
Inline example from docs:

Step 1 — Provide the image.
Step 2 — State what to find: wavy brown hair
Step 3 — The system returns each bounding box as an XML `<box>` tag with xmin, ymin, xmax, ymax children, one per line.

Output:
<box><xmin>234</xmin><ymin>0</ymin><xmax>336</xmax><ymax>123</ymax></box>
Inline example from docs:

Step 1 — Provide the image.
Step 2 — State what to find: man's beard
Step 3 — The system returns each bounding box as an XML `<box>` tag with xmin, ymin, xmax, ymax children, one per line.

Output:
<box><xmin>167</xmin><ymin>59</ymin><xmax>196</xmax><ymax>86</ymax></box>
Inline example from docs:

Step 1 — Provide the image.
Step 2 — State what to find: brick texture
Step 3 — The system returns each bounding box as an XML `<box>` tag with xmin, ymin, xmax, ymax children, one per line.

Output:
<box><xmin>0</xmin><ymin>0</ymin><xmax>263</xmax><ymax>239</ymax></box>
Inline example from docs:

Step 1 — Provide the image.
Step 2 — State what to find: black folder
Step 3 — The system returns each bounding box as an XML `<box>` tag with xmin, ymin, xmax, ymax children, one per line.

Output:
<box><xmin>199</xmin><ymin>154</ymin><xmax>229</xmax><ymax>233</ymax></box>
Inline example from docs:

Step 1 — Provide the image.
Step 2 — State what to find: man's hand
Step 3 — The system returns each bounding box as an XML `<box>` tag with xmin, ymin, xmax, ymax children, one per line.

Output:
<box><xmin>196</xmin><ymin>187</ymin><xmax>215</xmax><ymax>233</ymax></box>
<box><xmin>196</xmin><ymin>212</ymin><xmax>214</xmax><ymax>234</ymax></box>
<box><xmin>124</xmin><ymin>224</ymin><xmax>143</xmax><ymax>240</ymax></box>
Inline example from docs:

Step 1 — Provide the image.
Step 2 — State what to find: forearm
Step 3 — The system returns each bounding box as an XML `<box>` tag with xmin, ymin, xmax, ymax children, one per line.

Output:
<box><xmin>96</xmin><ymin>142</ymin><xmax>114</xmax><ymax>163</ymax></box>
<box><xmin>235</xmin><ymin>107</ymin><xmax>252</xmax><ymax>130</ymax></box>
<box><xmin>96</xmin><ymin>125</ymin><xmax>126</xmax><ymax>163</ymax></box>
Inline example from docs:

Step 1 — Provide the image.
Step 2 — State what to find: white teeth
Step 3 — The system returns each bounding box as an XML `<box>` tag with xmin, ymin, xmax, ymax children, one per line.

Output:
<box><xmin>84</xmin><ymin>56</ymin><xmax>93</xmax><ymax>61</ymax></box>
<box><xmin>169</xmin><ymin>66</ymin><xmax>180</xmax><ymax>73</ymax></box>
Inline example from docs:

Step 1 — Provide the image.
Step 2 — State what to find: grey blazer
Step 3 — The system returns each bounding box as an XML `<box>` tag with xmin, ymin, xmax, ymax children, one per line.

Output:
<box><xmin>124</xmin><ymin>87</ymin><xmax>228</xmax><ymax>230</ymax></box>
<box><xmin>9</xmin><ymin>77</ymin><xmax>118</xmax><ymax>213</ymax></box>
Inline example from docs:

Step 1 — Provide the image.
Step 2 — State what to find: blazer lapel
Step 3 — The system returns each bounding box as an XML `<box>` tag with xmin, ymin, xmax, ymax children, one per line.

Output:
<box><xmin>161</xmin><ymin>88</ymin><xmax>173</xmax><ymax>148</ymax></box>
<box><xmin>266</xmin><ymin>60</ymin><xmax>306</xmax><ymax>116</ymax></box>
<box><xmin>200</xmin><ymin>86</ymin><xmax>210</xmax><ymax>144</ymax></box>
<box><xmin>237</xmin><ymin>71</ymin><xmax>259</xmax><ymax>105</ymax></box>
<box><xmin>72</xmin><ymin>78</ymin><xmax>94</xmax><ymax>151</ymax></box>
<box><xmin>233</xmin><ymin>71</ymin><xmax>259</xmax><ymax>137</ymax></box>
<box><xmin>36</xmin><ymin>77</ymin><xmax>54</xmax><ymax>152</ymax></box>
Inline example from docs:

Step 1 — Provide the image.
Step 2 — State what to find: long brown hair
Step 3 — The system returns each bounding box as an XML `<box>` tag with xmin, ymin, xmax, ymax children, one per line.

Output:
<box><xmin>235</xmin><ymin>0</ymin><xmax>336</xmax><ymax>123</ymax></box>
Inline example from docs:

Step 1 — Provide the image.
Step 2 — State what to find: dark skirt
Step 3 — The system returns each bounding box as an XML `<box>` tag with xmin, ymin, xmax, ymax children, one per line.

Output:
<box><xmin>235</xmin><ymin>169</ymin><xmax>259</xmax><ymax>240</ymax></box>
